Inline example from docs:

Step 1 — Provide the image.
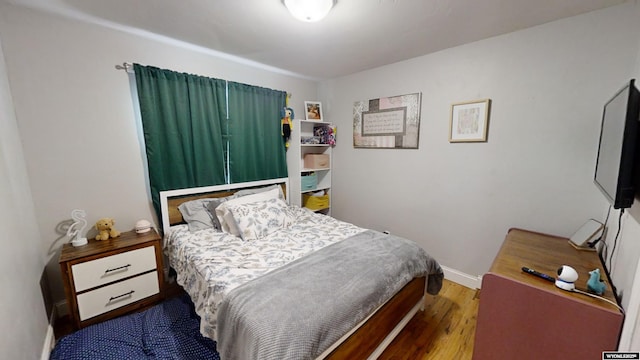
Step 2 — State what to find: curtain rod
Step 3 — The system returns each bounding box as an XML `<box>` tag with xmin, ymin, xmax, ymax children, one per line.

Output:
<box><xmin>116</xmin><ymin>62</ymin><xmax>292</xmax><ymax>99</ymax></box>
<box><xmin>115</xmin><ymin>62</ymin><xmax>133</xmax><ymax>73</ymax></box>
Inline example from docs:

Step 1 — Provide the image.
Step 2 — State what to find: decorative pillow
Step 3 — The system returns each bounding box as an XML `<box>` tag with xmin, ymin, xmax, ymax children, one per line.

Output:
<box><xmin>205</xmin><ymin>194</ymin><xmax>239</xmax><ymax>231</ymax></box>
<box><xmin>226</xmin><ymin>198</ymin><xmax>294</xmax><ymax>241</ymax></box>
<box><xmin>215</xmin><ymin>187</ymin><xmax>281</xmax><ymax>236</ymax></box>
<box><xmin>178</xmin><ymin>199</ymin><xmax>216</xmax><ymax>232</ymax></box>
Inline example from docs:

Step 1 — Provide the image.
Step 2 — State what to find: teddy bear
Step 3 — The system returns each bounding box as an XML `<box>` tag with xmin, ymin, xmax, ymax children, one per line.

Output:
<box><xmin>94</xmin><ymin>217</ymin><xmax>121</xmax><ymax>240</ymax></box>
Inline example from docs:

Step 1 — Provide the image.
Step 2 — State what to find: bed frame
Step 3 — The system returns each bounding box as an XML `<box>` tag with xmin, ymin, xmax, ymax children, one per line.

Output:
<box><xmin>159</xmin><ymin>178</ymin><xmax>426</xmax><ymax>359</ymax></box>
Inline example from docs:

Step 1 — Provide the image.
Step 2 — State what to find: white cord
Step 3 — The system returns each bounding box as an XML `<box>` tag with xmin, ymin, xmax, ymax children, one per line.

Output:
<box><xmin>572</xmin><ymin>288</ymin><xmax>624</xmax><ymax>313</ymax></box>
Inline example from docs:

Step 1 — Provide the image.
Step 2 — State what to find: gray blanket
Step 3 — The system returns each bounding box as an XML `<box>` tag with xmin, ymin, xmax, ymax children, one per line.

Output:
<box><xmin>217</xmin><ymin>230</ymin><xmax>444</xmax><ymax>360</ymax></box>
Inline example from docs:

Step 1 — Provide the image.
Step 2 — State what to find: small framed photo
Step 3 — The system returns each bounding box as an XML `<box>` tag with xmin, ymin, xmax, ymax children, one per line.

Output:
<box><xmin>305</xmin><ymin>101</ymin><xmax>323</xmax><ymax>121</ymax></box>
<box><xmin>449</xmin><ymin>99</ymin><xmax>491</xmax><ymax>142</ymax></box>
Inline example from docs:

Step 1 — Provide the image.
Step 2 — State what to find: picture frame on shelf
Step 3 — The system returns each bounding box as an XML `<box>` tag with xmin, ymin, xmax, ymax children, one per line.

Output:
<box><xmin>305</xmin><ymin>101</ymin><xmax>323</xmax><ymax>121</ymax></box>
<box><xmin>449</xmin><ymin>98</ymin><xmax>491</xmax><ymax>142</ymax></box>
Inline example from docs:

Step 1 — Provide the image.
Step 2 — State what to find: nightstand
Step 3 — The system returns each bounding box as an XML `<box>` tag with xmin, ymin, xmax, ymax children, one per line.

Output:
<box><xmin>59</xmin><ymin>228</ymin><xmax>164</xmax><ymax>329</ymax></box>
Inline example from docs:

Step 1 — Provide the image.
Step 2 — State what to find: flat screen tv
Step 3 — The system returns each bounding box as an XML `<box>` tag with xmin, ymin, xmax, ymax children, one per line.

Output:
<box><xmin>594</xmin><ymin>79</ymin><xmax>640</xmax><ymax>209</ymax></box>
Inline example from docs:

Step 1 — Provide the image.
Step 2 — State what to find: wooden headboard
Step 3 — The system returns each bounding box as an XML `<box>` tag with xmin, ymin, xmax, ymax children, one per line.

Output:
<box><xmin>159</xmin><ymin>178</ymin><xmax>289</xmax><ymax>236</ymax></box>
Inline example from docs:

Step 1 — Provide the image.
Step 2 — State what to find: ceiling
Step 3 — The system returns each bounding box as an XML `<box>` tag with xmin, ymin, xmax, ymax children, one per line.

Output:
<box><xmin>1</xmin><ymin>0</ymin><xmax>628</xmax><ymax>80</ymax></box>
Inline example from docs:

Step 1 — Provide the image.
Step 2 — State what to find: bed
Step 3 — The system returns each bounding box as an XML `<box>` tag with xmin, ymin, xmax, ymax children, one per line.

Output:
<box><xmin>159</xmin><ymin>177</ymin><xmax>443</xmax><ymax>359</ymax></box>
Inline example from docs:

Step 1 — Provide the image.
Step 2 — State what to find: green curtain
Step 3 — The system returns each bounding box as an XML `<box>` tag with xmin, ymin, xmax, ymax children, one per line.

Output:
<box><xmin>227</xmin><ymin>82</ymin><xmax>288</xmax><ymax>183</ymax></box>
<box><xmin>134</xmin><ymin>64</ymin><xmax>227</xmax><ymax>216</ymax></box>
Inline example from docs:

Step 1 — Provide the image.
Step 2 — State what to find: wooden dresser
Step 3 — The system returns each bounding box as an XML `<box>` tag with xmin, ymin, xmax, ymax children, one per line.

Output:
<box><xmin>59</xmin><ymin>229</ymin><xmax>164</xmax><ymax>329</ymax></box>
<box><xmin>473</xmin><ymin>228</ymin><xmax>623</xmax><ymax>360</ymax></box>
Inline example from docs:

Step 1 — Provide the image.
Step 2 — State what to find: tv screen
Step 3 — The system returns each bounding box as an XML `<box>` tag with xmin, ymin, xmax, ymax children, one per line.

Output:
<box><xmin>594</xmin><ymin>79</ymin><xmax>640</xmax><ymax>209</ymax></box>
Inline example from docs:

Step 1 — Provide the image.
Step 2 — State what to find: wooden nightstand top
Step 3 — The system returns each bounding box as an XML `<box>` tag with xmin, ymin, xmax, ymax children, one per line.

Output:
<box><xmin>59</xmin><ymin>228</ymin><xmax>161</xmax><ymax>263</ymax></box>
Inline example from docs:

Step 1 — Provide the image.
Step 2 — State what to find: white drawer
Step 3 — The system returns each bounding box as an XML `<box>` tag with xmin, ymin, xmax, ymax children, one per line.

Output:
<box><xmin>76</xmin><ymin>271</ymin><xmax>159</xmax><ymax>321</ymax></box>
<box><xmin>72</xmin><ymin>246</ymin><xmax>157</xmax><ymax>292</ymax></box>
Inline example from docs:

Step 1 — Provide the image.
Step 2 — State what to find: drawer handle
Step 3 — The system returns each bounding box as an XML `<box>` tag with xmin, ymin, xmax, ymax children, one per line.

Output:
<box><xmin>108</xmin><ymin>290</ymin><xmax>135</xmax><ymax>303</ymax></box>
<box><xmin>104</xmin><ymin>264</ymin><xmax>131</xmax><ymax>274</ymax></box>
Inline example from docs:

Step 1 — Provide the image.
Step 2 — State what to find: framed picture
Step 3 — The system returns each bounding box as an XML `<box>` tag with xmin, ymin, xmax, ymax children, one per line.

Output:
<box><xmin>353</xmin><ymin>92</ymin><xmax>422</xmax><ymax>149</ymax></box>
<box><xmin>449</xmin><ymin>99</ymin><xmax>491</xmax><ymax>142</ymax></box>
<box><xmin>305</xmin><ymin>101</ymin><xmax>323</xmax><ymax>121</ymax></box>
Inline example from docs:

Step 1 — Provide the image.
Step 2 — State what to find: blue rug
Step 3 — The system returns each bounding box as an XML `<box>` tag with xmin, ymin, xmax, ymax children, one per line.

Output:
<box><xmin>50</xmin><ymin>294</ymin><xmax>220</xmax><ymax>360</ymax></box>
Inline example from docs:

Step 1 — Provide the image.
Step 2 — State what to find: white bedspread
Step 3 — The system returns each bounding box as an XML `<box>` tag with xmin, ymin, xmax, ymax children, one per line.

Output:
<box><xmin>164</xmin><ymin>206</ymin><xmax>364</xmax><ymax>341</ymax></box>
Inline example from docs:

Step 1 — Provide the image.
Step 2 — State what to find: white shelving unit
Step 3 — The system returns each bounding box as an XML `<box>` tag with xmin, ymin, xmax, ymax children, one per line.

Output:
<box><xmin>286</xmin><ymin>119</ymin><xmax>333</xmax><ymax>214</ymax></box>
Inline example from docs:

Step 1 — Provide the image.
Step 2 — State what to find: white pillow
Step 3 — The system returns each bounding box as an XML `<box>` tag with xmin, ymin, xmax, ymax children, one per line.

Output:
<box><xmin>215</xmin><ymin>187</ymin><xmax>281</xmax><ymax>236</ymax></box>
<box><xmin>234</xmin><ymin>184</ymin><xmax>282</xmax><ymax>198</ymax></box>
<box><xmin>226</xmin><ymin>198</ymin><xmax>294</xmax><ymax>241</ymax></box>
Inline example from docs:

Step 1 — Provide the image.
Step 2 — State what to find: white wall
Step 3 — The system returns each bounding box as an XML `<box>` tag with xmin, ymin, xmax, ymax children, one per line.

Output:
<box><xmin>0</xmin><ymin>3</ymin><xmax>319</xmax><ymax>308</ymax></box>
<box><xmin>321</xmin><ymin>3</ymin><xmax>637</xmax><ymax>280</ymax></box>
<box><xmin>323</xmin><ymin>1</ymin><xmax>640</xmax><ymax>350</ymax></box>
<box><xmin>616</xmin><ymin>1</ymin><xmax>640</xmax><ymax>350</ymax></box>
<box><xmin>0</xmin><ymin>37</ymin><xmax>48</xmax><ymax>359</ymax></box>
<box><xmin>614</xmin><ymin>209</ymin><xmax>640</xmax><ymax>350</ymax></box>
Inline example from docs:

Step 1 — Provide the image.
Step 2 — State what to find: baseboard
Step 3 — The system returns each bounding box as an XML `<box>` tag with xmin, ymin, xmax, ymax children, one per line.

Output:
<box><xmin>40</xmin><ymin>306</ymin><xmax>57</xmax><ymax>360</ymax></box>
<box><xmin>441</xmin><ymin>265</ymin><xmax>482</xmax><ymax>289</ymax></box>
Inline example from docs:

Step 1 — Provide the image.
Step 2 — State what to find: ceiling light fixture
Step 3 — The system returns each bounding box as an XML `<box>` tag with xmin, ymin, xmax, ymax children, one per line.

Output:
<box><xmin>283</xmin><ymin>0</ymin><xmax>336</xmax><ymax>22</ymax></box>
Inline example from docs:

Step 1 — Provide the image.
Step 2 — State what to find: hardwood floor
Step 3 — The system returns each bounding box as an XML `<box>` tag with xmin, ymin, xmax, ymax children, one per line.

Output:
<box><xmin>380</xmin><ymin>279</ymin><xmax>480</xmax><ymax>360</ymax></box>
<box><xmin>54</xmin><ymin>279</ymin><xmax>479</xmax><ymax>359</ymax></box>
